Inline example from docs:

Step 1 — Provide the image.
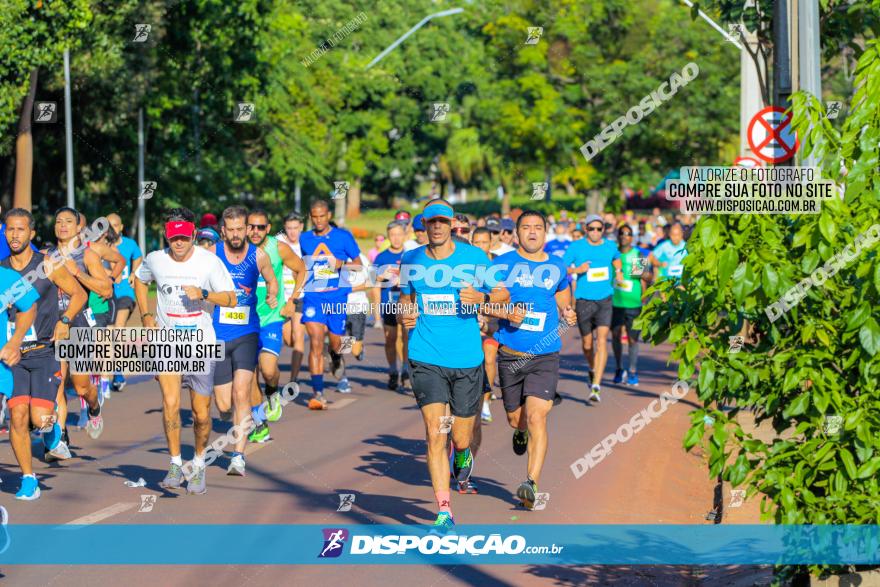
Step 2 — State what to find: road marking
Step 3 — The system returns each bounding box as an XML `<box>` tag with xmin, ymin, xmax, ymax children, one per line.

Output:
<box><xmin>65</xmin><ymin>502</ymin><xmax>136</xmax><ymax>525</ymax></box>
<box><xmin>327</xmin><ymin>398</ymin><xmax>357</xmax><ymax>410</ymax></box>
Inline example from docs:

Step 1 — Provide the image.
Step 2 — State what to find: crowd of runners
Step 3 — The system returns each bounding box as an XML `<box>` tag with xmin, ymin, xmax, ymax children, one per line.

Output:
<box><xmin>0</xmin><ymin>198</ymin><xmax>689</xmax><ymax>531</ymax></box>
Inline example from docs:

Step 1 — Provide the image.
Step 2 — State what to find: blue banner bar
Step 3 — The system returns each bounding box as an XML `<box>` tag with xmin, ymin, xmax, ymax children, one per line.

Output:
<box><xmin>1</xmin><ymin>524</ymin><xmax>878</xmax><ymax>565</ymax></box>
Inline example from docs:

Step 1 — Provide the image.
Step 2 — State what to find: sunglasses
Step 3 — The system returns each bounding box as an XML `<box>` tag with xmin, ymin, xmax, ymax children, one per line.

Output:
<box><xmin>619</xmin><ymin>231</ymin><xmax>633</xmax><ymax>237</ymax></box>
<box><xmin>586</xmin><ymin>226</ymin><xmax>603</xmax><ymax>233</ymax></box>
<box><xmin>454</xmin><ymin>228</ymin><xmax>470</xmax><ymax>234</ymax></box>
<box><xmin>248</xmin><ymin>224</ymin><xmax>268</xmax><ymax>230</ymax></box>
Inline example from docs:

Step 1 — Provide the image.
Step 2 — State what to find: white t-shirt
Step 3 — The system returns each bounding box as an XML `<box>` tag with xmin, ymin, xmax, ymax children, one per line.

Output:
<box><xmin>135</xmin><ymin>246</ymin><xmax>235</xmax><ymax>342</ymax></box>
<box><xmin>491</xmin><ymin>242</ymin><xmax>516</xmax><ymax>256</ymax></box>
<box><xmin>346</xmin><ymin>254</ymin><xmax>371</xmax><ymax>314</ymax></box>
<box><xmin>277</xmin><ymin>233</ymin><xmax>304</xmax><ymax>299</ymax></box>
<box><xmin>403</xmin><ymin>239</ymin><xmax>420</xmax><ymax>252</ymax></box>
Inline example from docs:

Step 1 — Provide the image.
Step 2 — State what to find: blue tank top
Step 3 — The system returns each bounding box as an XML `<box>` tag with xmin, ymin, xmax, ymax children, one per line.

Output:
<box><xmin>212</xmin><ymin>242</ymin><xmax>260</xmax><ymax>341</ymax></box>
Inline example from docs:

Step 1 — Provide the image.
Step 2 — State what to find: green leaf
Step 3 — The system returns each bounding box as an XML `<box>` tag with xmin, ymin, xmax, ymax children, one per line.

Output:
<box><xmin>762</xmin><ymin>264</ymin><xmax>779</xmax><ymax>296</ymax></box>
<box><xmin>783</xmin><ymin>393</ymin><xmax>810</xmax><ymax>418</ymax></box>
<box><xmin>685</xmin><ymin>338</ymin><xmax>700</xmax><ymax>362</ymax></box>
<box><xmin>857</xmin><ymin>457</ymin><xmax>880</xmax><ymax>479</ymax></box>
<box><xmin>840</xmin><ymin>448</ymin><xmax>858</xmax><ymax>479</ymax></box>
<box><xmin>728</xmin><ymin>453</ymin><xmax>750</xmax><ymax>487</ymax></box>
<box><xmin>683</xmin><ymin>424</ymin><xmax>704</xmax><ymax>450</ymax></box>
<box><xmin>859</xmin><ymin>318</ymin><xmax>880</xmax><ymax>355</ymax></box>
<box><xmin>819</xmin><ymin>212</ymin><xmax>837</xmax><ymax>242</ymax></box>
<box><xmin>717</xmin><ymin>247</ymin><xmax>738</xmax><ymax>290</ymax></box>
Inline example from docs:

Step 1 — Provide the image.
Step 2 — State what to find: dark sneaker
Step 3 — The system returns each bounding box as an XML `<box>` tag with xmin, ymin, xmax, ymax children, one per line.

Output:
<box><xmin>387</xmin><ymin>372</ymin><xmax>399</xmax><ymax>391</ymax></box>
<box><xmin>512</xmin><ymin>429</ymin><xmax>529</xmax><ymax>456</ymax></box>
<box><xmin>457</xmin><ymin>479</ymin><xmax>478</xmax><ymax>494</ymax></box>
<box><xmin>430</xmin><ymin>511</ymin><xmax>455</xmax><ymax>535</ymax></box>
<box><xmin>613</xmin><ymin>369</ymin><xmax>624</xmax><ymax>384</ymax></box>
<box><xmin>517</xmin><ymin>479</ymin><xmax>538</xmax><ymax>510</ymax></box>
<box><xmin>160</xmin><ymin>463</ymin><xmax>185</xmax><ymax>489</ymax></box>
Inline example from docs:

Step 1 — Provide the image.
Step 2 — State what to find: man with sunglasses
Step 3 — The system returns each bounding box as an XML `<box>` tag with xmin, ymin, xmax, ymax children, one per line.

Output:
<box><xmin>486</xmin><ymin>217</ymin><xmax>515</xmax><ymax>256</ymax></box>
<box><xmin>400</xmin><ymin>199</ymin><xmax>509</xmax><ymax>531</ymax></box>
<box><xmin>135</xmin><ymin>207</ymin><xmax>237</xmax><ymax>494</ymax></box>
<box><xmin>612</xmin><ymin>224</ymin><xmax>653</xmax><ymax>386</ymax></box>
<box><xmin>563</xmin><ymin>214</ymin><xmax>623</xmax><ymax>402</ymax></box>
<box><xmin>246</xmin><ymin>209</ymin><xmax>306</xmax><ymax>441</ymax></box>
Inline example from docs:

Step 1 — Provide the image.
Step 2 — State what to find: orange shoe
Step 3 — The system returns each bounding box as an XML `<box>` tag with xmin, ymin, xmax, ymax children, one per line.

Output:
<box><xmin>308</xmin><ymin>395</ymin><xmax>327</xmax><ymax>410</ymax></box>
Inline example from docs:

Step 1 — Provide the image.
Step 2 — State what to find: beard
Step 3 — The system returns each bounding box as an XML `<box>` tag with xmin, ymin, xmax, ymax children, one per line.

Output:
<box><xmin>8</xmin><ymin>240</ymin><xmax>30</xmax><ymax>255</ymax></box>
<box><xmin>226</xmin><ymin>237</ymin><xmax>246</xmax><ymax>251</ymax></box>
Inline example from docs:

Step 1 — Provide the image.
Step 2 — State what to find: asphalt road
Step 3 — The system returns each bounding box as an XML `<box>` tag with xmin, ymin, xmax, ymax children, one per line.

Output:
<box><xmin>0</xmin><ymin>322</ymin><xmax>768</xmax><ymax>586</ymax></box>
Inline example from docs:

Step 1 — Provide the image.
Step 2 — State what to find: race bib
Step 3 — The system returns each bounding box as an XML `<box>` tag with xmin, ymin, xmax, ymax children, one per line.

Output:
<box><xmin>614</xmin><ymin>279</ymin><xmax>634</xmax><ymax>293</ymax></box>
<box><xmin>283</xmin><ymin>276</ymin><xmax>296</xmax><ymax>299</ymax></box>
<box><xmin>422</xmin><ymin>293</ymin><xmax>457</xmax><ymax>316</ymax></box>
<box><xmin>586</xmin><ymin>267</ymin><xmax>610</xmax><ymax>282</ymax></box>
<box><xmin>314</xmin><ymin>256</ymin><xmax>338</xmax><ymax>280</ymax></box>
<box><xmin>517</xmin><ymin>311</ymin><xmax>547</xmax><ymax>332</ymax></box>
<box><xmin>219</xmin><ymin>306</ymin><xmax>251</xmax><ymax>325</ymax></box>
<box><xmin>668</xmin><ymin>264</ymin><xmax>684</xmax><ymax>277</ymax></box>
<box><xmin>7</xmin><ymin>322</ymin><xmax>38</xmax><ymax>343</ymax></box>
<box><xmin>121</xmin><ymin>266</ymin><xmax>130</xmax><ymax>280</ymax></box>
<box><xmin>84</xmin><ymin>308</ymin><xmax>97</xmax><ymax>327</ymax></box>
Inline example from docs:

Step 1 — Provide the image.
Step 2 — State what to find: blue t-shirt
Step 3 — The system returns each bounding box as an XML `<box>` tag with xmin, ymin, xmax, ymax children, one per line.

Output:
<box><xmin>544</xmin><ymin>238</ymin><xmax>570</xmax><ymax>259</ymax></box>
<box><xmin>212</xmin><ymin>243</ymin><xmax>261</xmax><ymax>340</ymax></box>
<box><xmin>651</xmin><ymin>240</ymin><xmax>688</xmax><ymax>279</ymax></box>
<box><xmin>0</xmin><ymin>266</ymin><xmax>40</xmax><ymax>396</ymax></box>
<box><xmin>300</xmin><ymin>227</ymin><xmax>361</xmax><ymax>297</ymax></box>
<box><xmin>562</xmin><ymin>239</ymin><xmax>621</xmax><ymax>301</ymax></box>
<box><xmin>113</xmin><ymin>236</ymin><xmax>143</xmax><ymax>300</ymax></box>
<box><xmin>493</xmin><ymin>251</ymin><xmax>568</xmax><ymax>354</ymax></box>
<box><xmin>401</xmin><ymin>242</ymin><xmax>497</xmax><ymax>369</ymax></box>
<box><xmin>374</xmin><ymin>248</ymin><xmax>405</xmax><ymax>305</ymax></box>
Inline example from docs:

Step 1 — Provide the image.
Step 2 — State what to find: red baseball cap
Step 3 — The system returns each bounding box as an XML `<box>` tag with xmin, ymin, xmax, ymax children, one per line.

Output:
<box><xmin>394</xmin><ymin>210</ymin><xmax>411</xmax><ymax>222</ymax></box>
<box><xmin>165</xmin><ymin>221</ymin><xmax>196</xmax><ymax>239</ymax></box>
<box><xmin>200</xmin><ymin>213</ymin><xmax>218</xmax><ymax>228</ymax></box>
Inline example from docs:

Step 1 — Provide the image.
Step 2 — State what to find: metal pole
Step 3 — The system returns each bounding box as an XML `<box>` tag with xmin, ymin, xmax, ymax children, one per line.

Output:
<box><xmin>679</xmin><ymin>0</ymin><xmax>743</xmax><ymax>50</ymax></box>
<box><xmin>63</xmin><ymin>49</ymin><xmax>75</xmax><ymax>208</ymax></box>
<box><xmin>294</xmin><ymin>181</ymin><xmax>301</xmax><ymax>214</ymax></box>
<box><xmin>137</xmin><ymin>108</ymin><xmax>146</xmax><ymax>253</ymax></box>
<box><xmin>365</xmin><ymin>8</ymin><xmax>464</xmax><ymax>70</ymax></box>
<box><xmin>773</xmin><ymin>0</ymin><xmax>793</xmax><ymax>165</ymax></box>
<box><xmin>798</xmin><ymin>0</ymin><xmax>821</xmax><ymax>167</ymax></box>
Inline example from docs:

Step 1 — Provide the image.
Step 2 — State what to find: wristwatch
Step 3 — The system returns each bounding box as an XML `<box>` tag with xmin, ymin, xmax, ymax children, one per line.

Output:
<box><xmin>60</xmin><ymin>315</ymin><xmax>71</xmax><ymax>325</ymax></box>
<box><xmin>483</xmin><ymin>293</ymin><xmax>490</xmax><ymax>304</ymax></box>
<box><xmin>201</xmin><ymin>288</ymin><xmax>209</xmax><ymax>300</ymax></box>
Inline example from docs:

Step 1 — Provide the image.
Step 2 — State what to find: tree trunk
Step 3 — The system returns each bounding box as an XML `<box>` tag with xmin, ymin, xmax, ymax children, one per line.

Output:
<box><xmin>334</xmin><ymin>188</ymin><xmax>346</xmax><ymax>226</ymax></box>
<box><xmin>586</xmin><ymin>189</ymin><xmax>603</xmax><ymax>216</ymax></box>
<box><xmin>346</xmin><ymin>177</ymin><xmax>362</xmax><ymax>219</ymax></box>
<box><xmin>565</xmin><ymin>180</ymin><xmax>576</xmax><ymax>197</ymax></box>
<box><xmin>14</xmin><ymin>69</ymin><xmax>38</xmax><ymax>211</ymax></box>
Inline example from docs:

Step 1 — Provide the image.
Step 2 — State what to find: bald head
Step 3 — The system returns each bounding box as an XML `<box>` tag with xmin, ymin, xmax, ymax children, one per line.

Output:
<box><xmin>108</xmin><ymin>213</ymin><xmax>124</xmax><ymax>236</ymax></box>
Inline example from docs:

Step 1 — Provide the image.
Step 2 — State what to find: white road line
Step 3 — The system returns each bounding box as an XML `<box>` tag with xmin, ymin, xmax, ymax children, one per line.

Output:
<box><xmin>327</xmin><ymin>398</ymin><xmax>357</xmax><ymax>410</ymax></box>
<box><xmin>65</xmin><ymin>502</ymin><xmax>136</xmax><ymax>525</ymax></box>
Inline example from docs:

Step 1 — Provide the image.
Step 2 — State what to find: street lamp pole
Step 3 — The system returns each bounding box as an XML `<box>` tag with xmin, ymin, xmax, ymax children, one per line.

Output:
<box><xmin>365</xmin><ymin>8</ymin><xmax>465</xmax><ymax>70</ymax></box>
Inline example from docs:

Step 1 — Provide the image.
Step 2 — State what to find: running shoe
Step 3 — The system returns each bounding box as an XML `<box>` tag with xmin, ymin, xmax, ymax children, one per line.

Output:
<box><xmin>589</xmin><ymin>384</ymin><xmax>602</xmax><ymax>403</ymax></box>
<box><xmin>355</xmin><ymin>349</ymin><xmax>364</xmax><ymax>361</ymax></box>
<box><xmin>61</xmin><ymin>427</ymin><xmax>70</xmax><ymax>447</ymax></box>
<box><xmin>457</xmin><ymin>479</ymin><xmax>478</xmax><ymax>494</ymax></box>
<box><xmin>336</xmin><ymin>377</ymin><xmax>352</xmax><ymax>394</ymax></box>
<box><xmin>227</xmin><ymin>453</ymin><xmax>246</xmax><ymax>476</ymax></box>
<box><xmin>481</xmin><ymin>400</ymin><xmax>492</xmax><ymax>423</ymax></box>
<box><xmin>330</xmin><ymin>351</ymin><xmax>345</xmax><ymax>379</ymax></box>
<box><xmin>517</xmin><ymin>479</ymin><xmax>538</xmax><ymax>510</ymax></box>
<box><xmin>112</xmin><ymin>374</ymin><xmax>126</xmax><ymax>392</ymax></box>
<box><xmin>627</xmin><ymin>372</ymin><xmax>639</xmax><ymax>386</ymax></box>
<box><xmin>553</xmin><ymin>392</ymin><xmax>563</xmax><ymax>407</ymax></box>
<box><xmin>613</xmin><ymin>369</ymin><xmax>624</xmax><ymax>384</ymax></box>
<box><xmin>186</xmin><ymin>466</ymin><xmax>207</xmax><ymax>495</ymax></box>
<box><xmin>387</xmin><ymin>372</ymin><xmax>399</xmax><ymax>391</ymax></box>
<box><xmin>266</xmin><ymin>393</ymin><xmax>283</xmax><ymax>422</ymax></box>
<box><xmin>512</xmin><ymin>429</ymin><xmax>529</xmax><ymax>456</ymax></box>
<box><xmin>430</xmin><ymin>511</ymin><xmax>455</xmax><ymax>534</ymax></box>
<box><xmin>15</xmin><ymin>475</ymin><xmax>40</xmax><ymax>501</ymax></box>
<box><xmin>248</xmin><ymin>422</ymin><xmax>271</xmax><ymax>443</ymax></box>
<box><xmin>0</xmin><ymin>505</ymin><xmax>9</xmax><ymax>555</ymax></box>
<box><xmin>160</xmin><ymin>463</ymin><xmax>185</xmax><ymax>489</ymax></box>
<box><xmin>86</xmin><ymin>405</ymin><xmax>104</xmax><ymax>439</ymax></box>
<box><xmin>45</xmin><ymin>440</ymin><xmax>72</xmax><ymax>462</ymax></box>
<box><xmin>0</xmin><ymin>395</ymin><xmax>6</xmax><ymax>428</ymax></box>
<box><xmin>308</xmin><ymin>393</ymin><xmax>327</xmax><ymax>410</ymax></box>
<box><xmin>452</xmin><ymin>448</ymin><xmax>474</xmax><ymax>483</ymax></box>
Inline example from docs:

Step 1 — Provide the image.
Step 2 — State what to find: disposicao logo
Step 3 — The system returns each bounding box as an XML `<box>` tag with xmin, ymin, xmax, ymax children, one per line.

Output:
<box><xmin>319</xmin><ymin>528</ymin><xmax>349</xmax><ymax>558</ymax></box>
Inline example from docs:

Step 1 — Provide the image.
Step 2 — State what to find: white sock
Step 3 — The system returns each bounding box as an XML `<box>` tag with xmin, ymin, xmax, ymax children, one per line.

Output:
<box><xmin>193</xmin><ymin>454</ymin><xmax>205</xmax><ymax>468</ymax></box>
<box><xmin>170</xmin><ymin>454</ymin><xmax>183</xmax><ymax>466</ymax></box>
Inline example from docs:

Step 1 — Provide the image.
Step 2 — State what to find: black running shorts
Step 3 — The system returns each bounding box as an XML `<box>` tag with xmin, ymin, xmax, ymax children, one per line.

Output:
<box><xmin>497</xmin><ymin>347</ymin><xmax>560</xmax><ymax>413</ymax></box>
<box><xmin>575</xmin><ymin>296</ymin><xmax>613</xmax><ymax>334</ymax></box>
<box><xmin>213</xmin><ymin>332</ymin><xmax>259</xmax><ymax>386</ymax></box>
<box><xmin>409</xmin><ymin>359</ymin><xmax>483</xmax><ymax>418</ymax></box>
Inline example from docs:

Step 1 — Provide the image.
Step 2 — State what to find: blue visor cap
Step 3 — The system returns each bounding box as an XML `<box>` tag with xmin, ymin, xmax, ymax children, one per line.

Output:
<box><xmin>412</xmin><ymin>214</ymin><xmax>425</xmax><ymax>231</ymax></box>
<box><xmin>422</xmin><ymin>202</ymin><xmax>454</xmax><ymax>221</ymax></box>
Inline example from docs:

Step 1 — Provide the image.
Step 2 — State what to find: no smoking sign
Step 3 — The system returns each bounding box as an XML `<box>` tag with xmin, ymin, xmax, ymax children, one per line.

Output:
<box><xmin>747</xmin><ymin>106</ymin><xmax>799</xmax><ymax>164</ymax></box>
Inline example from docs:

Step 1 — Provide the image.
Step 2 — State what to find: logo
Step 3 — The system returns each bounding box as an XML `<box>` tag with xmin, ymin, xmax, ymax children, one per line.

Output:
<box><xmin>333</xmin><ymin>181</ymin><xmax>349</xmax><ymax>200</ymax></box>
<box><xmin>319</xmin><ymin>528</ymin><xmax>349</xmax><ymax>558</ymax></box>
<box><xmin>305</xmin><ymin>306</ymin><xmax>316</xmax><ymax>318</ymax></box>
<box><xmin>234</xmin><ymin>102</ymin><xmax>255</xmax><ymax>122</ymax></box>
<box><xmin>531</xmin><ymin>182</ymin><xmax>548</xmax><ymax>201</ymax></box>
<box><xmin>339</xmin><ymin>336</ymin><xmax>355</xmax><ymax>355</ymax></box>
<box><xmin>337</xmin><ymin>493</ymin><xmax>355</xmax><ymax>512</ymax></box>
<box><xmin>133</xmin><ymin>24</ymin><xmax>151</xmax><ymax>42</ymax></box>
<box><xmin>630</xmin><ymin>257</ymin><xmax>648</xmax><ymax>277</ymax></box>
<box><xmin>727</xmin><ymin>23</ymin><xmax>744</xmax><ymax>42</ymax></box>
<box><xmin>728</xmin><ymin>335</ymin><xmax>745</xmax><ymax>354</ymax></box>
<box><xmin>525</xmin><ymin>27</ymin><xmax>543</xmax><ymax>45</ymax></box>
<box><xmin>729</xmin><ymin>489</ymin><xmax>746</xmax><ymax>508</ymax></box>
<box><xmin>431</xmin><ymin>102</ymin><xmax>450</xmax><ymax>122</ymax></box>
<box><xmin>39</xmin><ymin>413</ymin><xmax>57</xmax><ymax>432</ymax></box>
<box><xmin>438</xmin><ymin>415</ymin><xmax>454</xmax><ymax>434</ymax></box>
<box><xmin>138</xmin><ymin>494</ymin><xmax>157</xmax><ymax>513</ymax></box>
<box><xmin>533</xmin><ymin>492</ymin><xmax>550</xmax><ymax>511</ymax></box>
<box><xmin>34</xmin><ymin>102</ymin><xmax>57</xmax><ymax>123</ymax></box>
<box><xmin>825</xmin><ymin>101</ymin><xmax>842</xmax><ymax>120</ymax></box>
<box><xmin>238</xmin><ymin>283</ymin><xmax>253</xmax><ymax>296</ymax></box>
<box><xmin>140</xmin><ymin>181</ymin><xmax>157</xmax><ymax>200</ymax></box>
<box><xmin>823</xmin><ymin>414</ymin><xmax>843</xmax><ymax>436</ymax></box>
<box><xmin>543</xmin><ymin>277</ymin><xmax>554</xmax><ymax>289</ymax></box>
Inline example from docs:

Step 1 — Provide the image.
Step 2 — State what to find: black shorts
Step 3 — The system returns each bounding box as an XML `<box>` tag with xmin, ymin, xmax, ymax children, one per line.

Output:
<box><xmin>612</xmin><ymin>306</ymin><xmax>642</xmax><ymax>339</ymax></box>
<box><xmin>345</xmin><ymin>313</ymin><xmax>367</xmax><ymax>341</ymax></box>
<box><xmin>409</xmin><ymin>359</ymin><xmax>483</xmax><ymax>418</ymax></box>
<box><xmin>294</xmin><ymin>298</ymin><xmax>303</xmax><ymax>314</ymax></box>
<box><xmin>497</xmin><ymin>347</ymin><xmax>559</xmax><ymax>412</ymax></box>
<box><xmin>94</xmin><ymin>311</ymin><xmax>113</xmax><ymax>328</ymax></box>
<box><xmin>9</xmin><ymin>347</ymin><xmax>61</xmax><ymax>409</ymax></box>
<box><xmin>213</xmin><ymin>332</ymin><xmax>259</xmax><ymax>386</ymax></box>
<box><xmin>575</xmin><ymin>297</ymin><xmax>613</xmax><ymax>334</ymax></box>
<box><xmin>115</xmin><ymin>295</ymin><xmax>135</xmax><ymax>315</ymax></box>
<box><xmin>381</xmin><ymin>312</ymin><xmax>399</xmax><ymax>327</ymax></box>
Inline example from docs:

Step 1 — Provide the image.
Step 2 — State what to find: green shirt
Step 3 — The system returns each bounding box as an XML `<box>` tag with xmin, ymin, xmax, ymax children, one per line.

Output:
<box><xmin>256</xmin><ymin>236</ymin><xmax>285</xmax><ymax>325</ymax></box>
<box><xmin>612</xmin><ymin>248</ymin><xmax>644</xmax><ymax>309</ymax></box>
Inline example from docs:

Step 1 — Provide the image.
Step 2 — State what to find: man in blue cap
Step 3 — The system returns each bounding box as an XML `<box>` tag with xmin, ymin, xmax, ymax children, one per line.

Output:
<box><xmin>409</xmin><ymin>213</ymin><xmax>427</xmax><ymax>248</ymax></box>
<box><xmin>400</xmin><ymin>198</ymin><xmax>509</xmax><ymax>532</ymax></box>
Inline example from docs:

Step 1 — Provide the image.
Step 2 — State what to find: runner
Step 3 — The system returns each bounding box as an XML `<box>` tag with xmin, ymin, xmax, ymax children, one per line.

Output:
<box><xmin>276</xmin><ymin>213</ymin><xmax>307</xmax><ymax>386</ymax></box>
<box><xmin>209</xmin><ymin>206</ymin><xmax>278</xmax><ymax>474</ymax></box>
<box><xmin>489</xmin><ymin>210</ymin><xmax>575</xmax><ymax>509</ymax></box>
<box><xmin>45</xmin><ymin>207</ymin><xmax>113</xmax><ymax>443</ymax></box>
<box><xmin>399</xmin><ymin>199</ymin><xmax>509</xmax><ymax>531</ymax></box>
<box><xmin>134</xmin><ymin>207</ymin><xmax>237</xmax><ymax>494</ymax></box>
<box><xmin>106</xmin><ymin>213</ymin><xmax>143</xmax><ymax>392</ymax></box>
<box><xmin>562</xmin><ymin>214</ymin><xmax>623</xmax><ymax>402</ymax></box>
<box><xmin>373</xmin><ymin>221</ymin><xmax>408</xmax><ymax>390</ymax></box>
<box><xmin>339</xmin><ymin>251</ymin><xmax>372</xmax><ymax>392</ymax></box>
<box><xmin>649</xmin><ymin>222</ymin><xmax>688</xmax><ymax>279</ymax></box>
<box><xmin>299</xmin><ymin>200</ymin><xmax>361</xmax><ymax>410</ymax></box>
<box><xmin>246</xmin><ymin>209</ymin><xmax>304</xmax><ymax>443</ymax></box>
<box><xmin>486</xmin><ymin>217</ymin><xmax>516</xmax><ymax>256</ymax></box>
<box><xmin>544</xmin><ymin>220</ymin><xmax>572</xmax><ymax>258</ymax></box>
<box><xmin>2</xmin><ymin>208</ymin><xmax>86</xmax><ymax>498</ymax></box>
<box><xmin>612</xmin><ymin>224</ymin><xmax>652</xmax><ymax>386</ymax></box>
<box><xmin>411</xmin><ymin>214</ymin><xmax>428</xmax><ymax>247</ymax></box>
<box><xmin>470</xmin><ymin>227</ymin><xmax>497</xmax><ymax>425</ymax></box>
